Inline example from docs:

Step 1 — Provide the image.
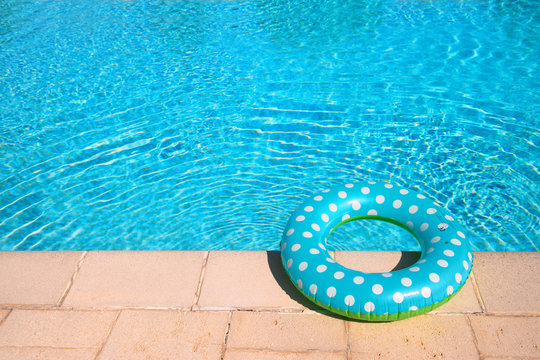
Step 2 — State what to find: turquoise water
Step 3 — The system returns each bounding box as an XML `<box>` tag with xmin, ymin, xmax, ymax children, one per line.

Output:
<box><xmin>0</xmin><ymin>0</ymin><xmax>538</xmax><ymax>251</ymax></box>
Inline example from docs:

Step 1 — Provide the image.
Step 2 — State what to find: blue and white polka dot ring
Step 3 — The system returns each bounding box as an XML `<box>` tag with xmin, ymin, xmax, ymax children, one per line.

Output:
<box><xmin>280</xmin><ymin>181</ymin><xmax>473</xmax><ymax>321</ymax></box>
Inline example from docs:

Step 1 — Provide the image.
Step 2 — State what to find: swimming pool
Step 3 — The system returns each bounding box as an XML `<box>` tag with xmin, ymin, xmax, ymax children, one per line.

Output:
<box><xmin>0</xmin><ymin>0</ymin><xmax>538</xmax><ymax>251</ymax></box>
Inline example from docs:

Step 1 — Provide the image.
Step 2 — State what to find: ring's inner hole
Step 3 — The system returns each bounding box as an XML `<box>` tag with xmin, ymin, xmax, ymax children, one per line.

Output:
<box><xmin>326</xmin><ymin>218</ymin><xmax>421</xmax><ymax>273</ymax></box>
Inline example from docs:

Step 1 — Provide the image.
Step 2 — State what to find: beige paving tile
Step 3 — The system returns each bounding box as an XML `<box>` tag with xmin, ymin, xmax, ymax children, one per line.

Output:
<box><xmin>0</xmin><ymin>347</ymin><xmax>97</xmax><ymax>360</ymax></box>
<box><xmin>472</xmin><ymin>252</ymin><xmax>540</xmax><ymax>313</ymax></box>
<box><xmin>0</xmin><ymin>251</ymin><xmax>82</xmax><ymax>306</ymax></box>
<box><xmin>227</xmin><ymin>311</ymin><xmax>347</xmax><ymax>352</ymax></box>
<box><xmin>224</xmin><ymin>349</ymin><xmax>347</xmax><ymax>360</ymax></box>
<box><xmin>197</xmin><ymin>251</ymin><xmax>308</xmax><ymax>310</ymax></box>
<box><xmin>333</xmin><ymin>251</ymin><xmax>414</xmax><ymax>273</ymax></box>
<box><xmin>468</xmin><ymin>315</ymin><xmax>540</xmax><ymax>358</ymax></box>
<box><xmin>349</xmin><ymin>314</ymin><xmax>479</xmax><ymax>359</ymax></box>
<box><xmin>0</xmin><ymin>310</ymin><xmax>117</xmax><ymax>348</ymax></box>
<box><xmin>63</xmin><ymin>251</ymin><xmax>205</xmax><ymax>308</ymax></box>
<box><xmin>98</xmin><ymin>310</ymin><xmax>229</xmax><ymax>360</ymax></box>
<box><xmin>432</xmin><ymin>276</ymin><xmax>482</xmax><ymax>313</ymax></box>
<box><xmin>0</xmin><ymin>310</ymin><xmax>10</xmax><ymax>322</ymax></box>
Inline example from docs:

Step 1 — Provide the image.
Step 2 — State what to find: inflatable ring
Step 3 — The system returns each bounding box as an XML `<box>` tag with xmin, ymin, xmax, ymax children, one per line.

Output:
<box><xmin>281</xmin><ymin>181</ymin><xmax>473</xmax><ymax>321</ymax></box>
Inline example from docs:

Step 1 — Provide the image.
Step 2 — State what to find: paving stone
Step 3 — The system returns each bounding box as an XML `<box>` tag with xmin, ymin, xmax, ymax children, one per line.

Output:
<box><xmin>227</xmin><ymin>311</ymin><xmax>347</xmax><ymax>352</ymax></box>
<box><xmin>431</xmin><ymin>276</ymin><xmax>482</xmax><ymax>313</ymax></box>
<box><xmin>224</xmin><ymin>349</ymin><xmax>347</xmax><ymax>360</ymax></box>
<box><xmin>0</xmin><ymin>310</ymin><xmax>10</xmax><ymax>322</ymax></box>
<box><xmin>63</xmin><ymin>251</ymin><xmax>205</xmax><ymax>308</ymax></box>
<box><xmin>98</xmin><ymin>310</ymin><xmax>229</xmax><ymax>360</ymax></box>
<box><xmin>472</xmin><ymin>252</ymin><xmax>540</xmax><ymax>313</ymax></box>
<box><xmin>349</xmin><ymin>314</ymin><xmax>479</xmax><ymax>359</ymax></box>
<box><xmin>0</xmin><ymin>310</ymin><xmax>117</xmax><ymax>348</ymax></box>
<box><xmin>0</xmin><ymin>348</ymin><xmax>97</xmax><ymax>360</ymax></box>
<box><xmin>468</xmin><ymin>315</ymin><xmax>540</xmax><ymax>358</ymax></box>
<box><xmin>0</xmin><ymin>251</ymin><xmax>82</xmax><ymax>306</ymax></box>
<box><xmin>197</xmin><ymin>251</ymin><xmax>307</xmax><ymax>310</ymax></box>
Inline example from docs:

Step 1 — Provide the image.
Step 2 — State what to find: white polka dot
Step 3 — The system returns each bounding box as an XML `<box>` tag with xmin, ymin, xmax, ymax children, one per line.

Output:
<box><xmin>427</xmin><ymin>248</ymin><xmax>435</xmax><ymax>254</ymax></box>
<box><xmin>418</xmin><ymin>259</ymin><xmax>427</xmax><ymax>264</ymax></box>
<box><xmin>296</xmin><ymin>215</ymin><xmax>305</xmax><ymax>222</ymax></box>
<box><xmin>438</xmin><ymin>223</ymin><xmax>449</xmax><ymax>231</ymax></box>
<box><xmin>409</xmin><ymin>205</ymin><xmax>418</xmax><ymax>214</ymax></box>
<box><xmin>421</xmin><ymin>286</ymin><xmax>431</xmax><ymax>298</ymax></box>
<box><xmin>463</xmin><ymin>261</ymin><xmax>469</xmax><ymax>270</ymax></box>
<box><xmin>420</xmin><ymin>223</ymin><xmax>429</xmax><ymax>232</ymax></box>
<box><xmin>334</xmin><ymin>271</ymin><xmax>345</xmax><ymax>279</ymax></box>
<box><xmin>431</xmin><ymin>236</ymin><xmax>441</xmax><ymax>243</ymax></box>
<box><xmin>329</xmin><ymin>203</ymin><xmax>337</xmax><ymax>212</ymax></box>
<box><xmin>376</xmin><ymin>195</ymin><xmax>385</xmax><ymax>204</ymax></box>
<box><xmin>427</xmin><ymin>208</ymin><xmax>437</xmax><ymax>214</ymax></box>
<box><xmin>410</xmin><ymin>266</ymin><xmax>420</xmax><ymax>272</ymax></box>
<box><xmin>406</xmin><ymin>221</ymin><xmax>414</xmax><ymax>229</ymax></box>
<box><xmin>444</xmin><ymin>250</ymin><xmax>455</xmax><ymax>257</ymax></box>
<box><xmin>367</xmin><ymin>209</ymin><xmax>377</xmax><ymax>215</ymax></box>
<box><xmin>417</xmin><ymin>194</ymin><xmax>426</xmax><ymax>199</ymax></box>
<box><xmin>409</xmin><ymin>306</ymin><xmax>418</xmax><ymax>311</ymax></box>
<box><xmin>310</xmin><ymin>284</ymin><xmax>317</xmax><ymax>295</ymax></box>
<box><xmin>364</xmin><ymin>302</ymin><xmax>375</xmax><ymax>312</ymax></box>
<box><xmin>297</xmin><ymin>279</ymin><xmax>303</xmax><ymax>289</ymax></box>
<box><xmin>361</xmin><ymin>187</ymin><xmax>370</xmax><ymax>194</ymax></box>
<box><xmin>345</xmin><ymin>183</ymin><xmax>354</xmax><ymax>188</ymax></box>
<box><xmin>429</xmin><ymin>273</ymin><xmax>440</xmax><ymax>283</ymax></box>
<box><xmin>401</xmin><ymin>278</ymin><xmax>412</xmax><ymax>287</ymax></box>
<box><xmin>309</xmin><ymin>248</ymin><xmax>320</xmax><ymax>254</ymax></box>
<box><xmin>400</xmin><ymin>189</ymin><xmax>409</xmax><ymax>195</ymax></box>
<box><xmin>286</xmin><ymin>259</ymin><xmax>293</xmax><ymax>268</ymax></box>
<box><xmin>291</xmin><ymin>244</ymin><xmax>300</xmax><ymax>252</ymax></box>
<box><xmin>326</xmin><ymin>257</ymin><xmax>336</xmax><ymax>263</ymax></box>
<box><xmin>344</xmin><ymin>295</ymin><xmax>355</xmax><ymax>306</ymax></box>
<box><xmin>299</xmin><ymin>262</ymin><xmax>308</xmax><ymax>271</ymax></box>
<box><xmin>368</xmin><ymin>181</ymin><xmax>376</xmax><ymax>184</ymax></box>
<box><xmin>311</xmin><ymin>223</ymin><xmax>320</xmax><ymax>231</ymax></box>
<box><xmin>351</xmin><ymin>200</ymin><xmax>361</xmax><ymax>210</ymax></box>
<box><xmin>393</xmin><ymin>200</ymin><xmax>402</xmax><ymax>209</ymax></box>
<box><xmin>321</xmin><ymin>213</ymin><xmax>329</xmax><ymax>222</ymax></box>
<box><xmin>446</xmin><ymin>286</ymin><xmax>454</xmax><ymax>295</ymax></box>
<box><xmin>303</xmin><ymin>231</ymin><xmax>312</xmax><ymax>238</ymax></box>
<box><xmin>445</xmin><ymin>215</ymin><xmax>454</xmax><ymax>221</ymax></box>
<box><xmin>322</xmin><ymin>188</ymin><xmax>330</xmax><ymax>193</ymax></box>
<box><xmin>286</xmin><ymin>229</ymin><xmax>294</xmax><ymax>236</ymax></box>
<box><xmin>451</xmin><ymin>238</ymin><xmax>461</xmax><ymax>246</ymax></box>
<box><xmin>457</xmin><ymin>231</ymin><xmax>465</xmax><ymax>238</ymax></box>
<box><xmin>327</xmin><ymin>287</ymin><xmax>337</xmax><ymax>297</ymax></box>
<box><xmin>316</xmin><ymin>264</ymin><xmax>327</xmax><ymax>273</ymax></box>
<box><xmin>318</xmin><ymin>243</ymin><xmax>326</xmax><ymax>250</ymax></box>
<box><xmin>304</xmin><ymin>206</ymin><xmax>314</xmax><ymax>212</ymax></box>
<box><xmin>384</xmin><ymin>183</ymin><xmax>393</xmax><ymax>188</ymax></box>
<box><xmin>353</xmin><ymin>276</ymin><xmax>364</xmax><ymax>284</ymax></box>
<box><xmin>382</xmin><ymin>273</ymin><xmax>392</xmax><ymax>278</ymax></box>
<box><xmin>468</xmin><ymin>252</ymin><xmax>473</xmax><ymax>261</ymax></box>
<box><xmin>455</xmin><ymin>273</ymin><xmax>462</xmax><ymax>283</ymax></box>
<box><xmin>342</xmin><ymin>214</ymin><xmax>350</xmax><ymax>221</ymax></box>
<box><xmin>372</xmin><ymin>284</ymin><xmax>383</xmax><ymax>295</ymax></box>
<box><xmin>438</xmin><ymin>259</ymin><xmax>449</xmax><ymax>267</ymax></box>
<box><xmin>434</xmin><ymin>201</ymin><xmax>441</xmax><ymax>207</ymax></box>
<box><xmin>314</xmin><ymin>195</ymin><xmax>323</xmax><ymax>201</ymax></box>
<box><xmin>393</xmin><ymin>292</ymin><xmax>404</xmax><ymax>303</ymax></box>
<box><xmin>281</xmin><ymin>242</ymin><xmax>287</xmax><ymax>251</ymax></box>
<box><xmin>338</xmin><ymin>191</ymin><xmax>347</xmax><ymax>199</ymax></box>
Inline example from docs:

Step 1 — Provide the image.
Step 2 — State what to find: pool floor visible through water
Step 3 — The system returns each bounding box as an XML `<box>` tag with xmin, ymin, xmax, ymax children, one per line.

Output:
<box><xmin>0</xmin><ymin>0</ymin><xmax>538</xmax><ymax>251</ymax></box>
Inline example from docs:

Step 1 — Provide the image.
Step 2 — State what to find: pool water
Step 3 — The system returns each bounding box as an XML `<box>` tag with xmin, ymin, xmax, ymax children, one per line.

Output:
<box><xmin>0</xmin><ymin>0</ymin><xmax>538</xmax><ymax>251</ymax></box>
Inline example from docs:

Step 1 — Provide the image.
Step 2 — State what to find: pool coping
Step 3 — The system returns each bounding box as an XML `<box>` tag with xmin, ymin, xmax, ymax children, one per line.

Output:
<box><xmin>0</xmin><ymin>250</ymin><xmax>538</xmax><ymax>359</ymax></box>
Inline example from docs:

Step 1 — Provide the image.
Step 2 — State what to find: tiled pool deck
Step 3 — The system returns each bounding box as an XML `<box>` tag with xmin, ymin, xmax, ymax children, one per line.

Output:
<box><xmin>0</xmin><ymin>251</ymin><xmax>538</xmax><ymax>359</ymax></box>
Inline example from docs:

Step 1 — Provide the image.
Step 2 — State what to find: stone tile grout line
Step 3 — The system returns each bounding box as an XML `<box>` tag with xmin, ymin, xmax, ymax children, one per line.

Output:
<box><xmin>0</xmin><ymin>309</ymin><xmax>12</xmax><ymax>328</ymax></box>
<box><xmin>470</xmin><ymin>270</ymin><xmax>488</xmax><ymax>313</ymax></box>
<box><xmin>93</xmin><ymin>310</ymin><xmax>121</xmax><ymax>360</ymax></box>
<box><xmin>465</xmin><ymin>314</ymin><xmax>483</xmax><ymax>360</ymax></box>
<box><xmin>56</xmin><ymin>251</ymin><xmax>87</xmax><ymax>308</ymax></box>
<box><xmin>192</xmin><ymin>251</ymin><xmax>210</xmax><ymax>310</ymax></box>
<box><xmin>220</xmin><ymin>310</ymin><xmax>233</xmax><ymax>360</ymax></box>
<box><xmin>345</xmin><ymin>320</ymin><xmax>352</xmax><ymax>360</ymax></box>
